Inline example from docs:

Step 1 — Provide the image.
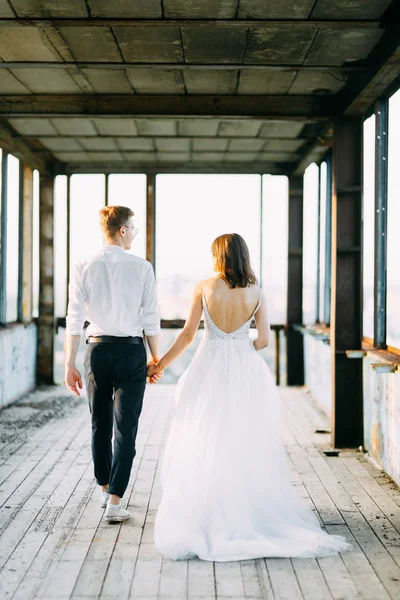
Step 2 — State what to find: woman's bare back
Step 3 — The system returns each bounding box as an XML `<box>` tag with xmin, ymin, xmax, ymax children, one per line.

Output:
<box><xmin>202</xmin><ymin>277</ymin><xmax>261</xmax><ymax>334</ymax></box>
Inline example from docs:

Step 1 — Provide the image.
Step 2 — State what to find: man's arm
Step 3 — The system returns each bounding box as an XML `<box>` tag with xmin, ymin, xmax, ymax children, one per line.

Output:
<box><xmin>142</xmin><ymin>262</ymin><xmax>161</xmax><ymax>363</ymax></box>
<box><xmin>64</xmin><ymin>263</ymin><xmax>86</xmax><ymax>396</ymax></box>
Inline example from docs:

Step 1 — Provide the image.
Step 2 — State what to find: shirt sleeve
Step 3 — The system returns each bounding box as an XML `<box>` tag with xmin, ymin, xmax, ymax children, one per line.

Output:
<box><xmin>141</xmin><ymin>262</ymin><xmax>161</xmax><ymax>336</ymax></box>
<box><xmin>66</xmin><ymin>263</ymin><xmax>87</xmax><ymax>336</ymax></box>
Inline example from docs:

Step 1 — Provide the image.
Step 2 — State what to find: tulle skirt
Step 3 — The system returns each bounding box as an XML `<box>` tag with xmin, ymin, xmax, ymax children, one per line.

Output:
<box><xmin>154</xmin><ymin>336</ymin><xmax>352</xmax><ymax>561</ymax></box>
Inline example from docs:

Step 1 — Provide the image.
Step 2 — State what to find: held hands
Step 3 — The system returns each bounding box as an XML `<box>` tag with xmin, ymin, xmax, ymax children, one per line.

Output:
<box><xmin>147</xmin><ymin>359</ymin><xmax>164</xmax><ymax>384</ymax></box>
<box><xmin>65</xmin><ymin>365</ymin><xmax>83</xmax><ymax>397</ymax></box>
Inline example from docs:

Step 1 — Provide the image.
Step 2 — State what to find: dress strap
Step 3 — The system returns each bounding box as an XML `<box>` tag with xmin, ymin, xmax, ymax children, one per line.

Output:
<box><xmin>252</xmin><ymin>287</ymin><xmax>262</xmax><ymax>318</ymax></box>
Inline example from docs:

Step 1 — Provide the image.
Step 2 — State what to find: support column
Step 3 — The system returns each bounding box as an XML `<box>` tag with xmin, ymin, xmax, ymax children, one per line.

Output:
<box><xmin>38</xmin><ymin>172</ymin><xmax>55</xmax><ymax>383</ymax></box>
<box><xmin>374</xmin><ymin>98</ymin><xmax>388</xmax><ymax>349</ymax></box>
<box><xmin>20</xmin><ymin>165</ymin><xmax>34</xmax><ymax>322</ymax></box>
<box><xmin>331</xmin><ymin>117</ymin><xmax>363</xmax><ymax>448</ymax></box>
<box><xmin>286</xmin><ymin>175</ymin><xmax>304</xmax><ymax>386</ymax></box>
<box><xmin>0</xmin><ymin>152</ymin><xmax>8</xmax><ymax>324</ymax></box>
<box><xmin>146</xmin><ymin>174</ymin><xmax>156</xmax><ymax>270</ymax></box>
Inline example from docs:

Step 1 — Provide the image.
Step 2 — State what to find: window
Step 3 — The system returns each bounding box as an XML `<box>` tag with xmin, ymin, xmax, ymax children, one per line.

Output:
<box><xmin>319</xmin><ymin>162</ymin><xmax>327</xmax><ymax>322</ymax></box>
<box><xmin>155</xmin><ymin>174</ymin><xmax>261</xmax><ymax>319</ymax></box>
<box><xmin>69</xmin><ymin>175</ymin><xmax>105</xmax><ymax>275</ymax></box>
<box><xmin>6</xmin><ymin>154</ymin><xmax>20</xmax><ymax>322</ymax></box>
<box><xmin>54</xmin><ymin>175</ymin><xmax>68</xmax><ymax>318</ymax></box>
<box><xmin>261</xmin><ymin>175</ymin><xmax>288</xmax><ymax>324</ymax></box>
<box><xmin>108</xmin><ymin>174</ymin><xmax>146</xmax><ymax>259</ymax></box>
<box><xmin>387</xmin><ymin>89</ymin><xmax>400</xmax><ymax>350</ymax></box>
<box><xmin>362</xmin><ymin>114</ymin><xmax>376</xmax><ymax>341</ymax></box>
<box><xmin>302</xmin><ymin>163</ymin><xmax>319</xmax><ymax>325</ymax></box>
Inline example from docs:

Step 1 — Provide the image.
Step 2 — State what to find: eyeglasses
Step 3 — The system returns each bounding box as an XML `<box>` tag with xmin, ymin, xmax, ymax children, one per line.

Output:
<box><xmin>122</xmin><ymin>225</ymin><xmax>139</xmax><ymax>239</ymax></box>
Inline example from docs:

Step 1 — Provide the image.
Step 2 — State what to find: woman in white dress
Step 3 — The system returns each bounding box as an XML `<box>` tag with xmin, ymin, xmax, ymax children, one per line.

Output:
<box><xmin>149</xmin><ymin>233</ymin><xmax>352</xmax><ymax>562</ymax></box>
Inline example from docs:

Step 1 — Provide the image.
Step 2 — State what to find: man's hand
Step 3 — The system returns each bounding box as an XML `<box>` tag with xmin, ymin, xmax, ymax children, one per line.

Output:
<box><xmin>147</xmin><ymin>360</ymin><xmax>164</xmax><ymax>384</ymax></box>
<box><xmin>65</xmin><ymin>365</ymin><xmax>83</xmax><ymax>396</ymax></box>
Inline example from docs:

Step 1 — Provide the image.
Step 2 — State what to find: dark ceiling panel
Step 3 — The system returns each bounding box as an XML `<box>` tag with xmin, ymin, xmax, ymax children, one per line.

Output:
<box><xmin>238</xmin><ymin>70</ymin><xmax>296</xmax><ymax>94</ymax></box>
<box><xmin>0</xmin><ymin>70</ymin><xmax>30</xmax><ymax>93</ymax></box>
<box><xmin>88</xmin><ymin>0</ymin><xmax>162</xmax><ymax>18</ymax></box>
<box><xmin>181</xmin><ymin>28</ymin><xmax>247</xmax><ymax>63</ymax></box>
<box><xmin>9</xmin><ymin>0</ymin><xmax>88</xmax><ymax>17</ymax></box>
<box><xmin>258</xmin><ymin>121</ymin><xmax>304</xmax><ymax>138</ymax></box>
<box><xmin>305</xmin><ymin>29</ymin><xmax>384</xmax><ymax>66</ymax></box>
<box><xmin>218</xmin><ymin>120</ymin><xmax>263</xmax><ymax>137</ymax></box>
<box><xmin>126</xmin><ymin>68</ymin><xmax>185</xmax><ymax>94</ymax></box>
<box><xmin>0</xmin><ymin>0</ymin><xmax>15</xmax><ymax>17</ymax></box>
<box><xmin>177</xmin><ymin>120</ymin><xmax>220</xmax><ymax>137</ymax></box>
<box><xmin>0</xmin><ymin>27</ymin><xmax>62</xmax><ymax>61</ymax></box>
<box><xmin>10</xmin><ymin>68</ymin><xmax>82</xmax><ymax>93</ymax></box>
<box><xmin>82</xmin><ymin>69</ymin><xmax>133</xmax><ymax>94</ymax></box>
<box><xmin>115</xmin><ymin>28</ymin><xmax>183</xmax><ymax>63</ymax></box>
<box><xmin>183</xmin><ymin>70</ymin><xmax>238</xmax><ymax>94</ymax></box>
<box><xmin>246</xmin><ymin>28</ymin><xmax>316</xmax><ymax>64</ymax></box>
<box><xmin>312</xmin><ymin>0</ymin><xmax>392</xmax><ymax>19</ymax></box>
<box><xmin>289</xmin><ymin>71</ymin><xmax>345</xmax><ymax>94</ymax></box>
<box><xmin>58</xmin><ymin>27</ymin><xmax>123</xmax><ymax>62</ymax></box>
<box><xmin>238</xmin><ymin>0</ymin><xmax>315</xmax><ymax>18</ymax></box>
<box><xmin>164</xmin><ymin>0</ymin><xmax>238</xmax><ymax>18</ymax></box>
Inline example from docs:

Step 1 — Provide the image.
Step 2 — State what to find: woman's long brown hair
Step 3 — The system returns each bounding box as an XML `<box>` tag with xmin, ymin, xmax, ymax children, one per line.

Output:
<box><xmin>211</xmin><ymin>233</ymin><xmax>257</xmax><ymax>289</ymax></box>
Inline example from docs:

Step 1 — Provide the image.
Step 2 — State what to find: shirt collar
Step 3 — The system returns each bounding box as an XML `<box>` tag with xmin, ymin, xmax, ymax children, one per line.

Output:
<box><xmin>103</xmin><ymin>244</ymin><xmax>126</xmax><ymax>253</ymax></box>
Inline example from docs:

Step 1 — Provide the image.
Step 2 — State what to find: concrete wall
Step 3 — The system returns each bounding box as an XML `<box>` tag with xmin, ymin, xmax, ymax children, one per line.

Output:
<box><xmin>363</xmin><ymin>355</ymin><xmax>400</xmax><ymax>487</ymax></box>
<box><xmin>0</xmin><ymin>323</ymin><xmax>37</xmax><ymax>409</ymax></box>
<box><xmin>303</xmin><ymin>334</ymin><xmax>332</xmax><ymax>414</ymax></box>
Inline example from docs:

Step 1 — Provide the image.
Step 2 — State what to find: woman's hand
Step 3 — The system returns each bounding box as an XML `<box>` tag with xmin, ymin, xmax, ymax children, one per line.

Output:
<box><xmin>147</xmin><ymin>360</ymin><xmax>164</xmax><ymax>384</ymax></box>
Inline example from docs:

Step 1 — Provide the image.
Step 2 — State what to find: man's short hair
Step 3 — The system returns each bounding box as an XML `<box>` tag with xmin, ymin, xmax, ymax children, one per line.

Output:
<box><xmin>99</xmin><ymin>205</ymin><xmax>134</xmax><ymax>237</ymax></box>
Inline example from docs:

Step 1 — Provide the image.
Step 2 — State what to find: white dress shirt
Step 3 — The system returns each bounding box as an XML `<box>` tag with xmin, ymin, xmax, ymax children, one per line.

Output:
<box><xmin>66</xmin><ymin>245</ymin><xmax>161</xmax><ymax>338</ymax></box>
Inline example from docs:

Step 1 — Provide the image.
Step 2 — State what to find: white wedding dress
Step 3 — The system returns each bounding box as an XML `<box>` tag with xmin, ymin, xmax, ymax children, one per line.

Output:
<box><xmin>154</xmin><ymin>291</ymin><xmax>352</xmax><ymax>562</ymax></box>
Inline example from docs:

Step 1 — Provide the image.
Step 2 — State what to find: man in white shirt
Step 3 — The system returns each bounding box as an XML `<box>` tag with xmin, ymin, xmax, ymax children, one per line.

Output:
<box><xmin>65</xmin><ymin>205</ymin><xmax>161</xmax><ymax>523</ymax></box>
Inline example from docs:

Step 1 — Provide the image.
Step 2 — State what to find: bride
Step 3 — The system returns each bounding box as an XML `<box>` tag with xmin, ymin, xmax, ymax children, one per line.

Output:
<box><xmin>148</xmin><ymin>233</ymin><xmax>352</xmax><ymax>562</ymax></box>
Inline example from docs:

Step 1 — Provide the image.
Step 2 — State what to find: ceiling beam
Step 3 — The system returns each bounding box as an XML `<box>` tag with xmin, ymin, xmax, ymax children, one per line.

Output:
<box><xmin>0</xmin><ymin>94</ymin><xmax>332</xmax><ymax>119</ymax></box>
<box><xmin>0</xmin><ymin>61</ymin><xmax>364</xmax><ymax>73</ymax></box>
<box><xmin>59</xmin><ymin>161</ymin><xmax>294</xmax><ymax>176</ymax></box>
<box><xmin>0</xmin><ymin>18</ymin><xmax>386</xmax><ymax>29</ymax></box>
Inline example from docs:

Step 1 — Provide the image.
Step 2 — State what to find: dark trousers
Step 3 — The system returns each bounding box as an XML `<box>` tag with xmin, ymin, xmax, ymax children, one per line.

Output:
<box><xmin>84</xmin><ymin>341</ymin><xmax>147</xmax><ymax>498</ymax></box>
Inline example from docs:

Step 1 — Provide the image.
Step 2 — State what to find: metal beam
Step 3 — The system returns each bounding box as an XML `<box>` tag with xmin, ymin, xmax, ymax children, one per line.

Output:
<box><xmin>17</xmin><ymin>161</ymin><xmax>24</xmax><ymax>322</ymax></box>
<box><xmin>38</xmin><ymin>172</ymin><xmax>55</xmax><ymax>384</ymax></box>
<box><xmin>21</xmin><ymin>165</ymin><xmax>34</xmax><ymax>322</ymax></box>
<box><xmin>286</xmin><ymin>175</ymin><xmax>304</xmax><ymax>386</ymax></box>
<box><xmin>323</xmin><ymin>152</ymin><xmax>332</xmax><ymax>325</ymax></box>
<box><xmin>0</xmin><ymin>18</ymin><xmax>384</xmax><ymax>29</ymax></box>
<box><xmin>330</xmin><ymin>117</ymin><xmax>363</xmax><ymax>448</ymax></box>
<box><xmin>0</xmin><ymin>95</ymin><xmax>331</xmax><ymax>119</ymax></box>
<box><xmin>60</xmin><ymin>162</ymin><xmax>293</xmax><ymax>176</ymax></box>
<box><xmin>0</xmin><ymin>61</ymin><xmax>365</xmax><ymax>73</ymax></box>
<box><xmin>374</xmin><ymin>97</ymin><xmax>388</xmax><ymax>349</ymax></box>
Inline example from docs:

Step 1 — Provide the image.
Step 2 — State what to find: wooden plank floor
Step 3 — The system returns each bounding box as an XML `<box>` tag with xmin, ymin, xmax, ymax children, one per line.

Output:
<box><xmin>1</xmin><ymin>384</ymin><xmax>400</xmax><ymax>600</ymax></box>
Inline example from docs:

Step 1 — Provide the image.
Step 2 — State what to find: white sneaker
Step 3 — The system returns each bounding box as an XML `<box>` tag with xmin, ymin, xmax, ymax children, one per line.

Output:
<box><xmin>100</xmin><ymin>489</ymin><xmax>109</xmax><ymax>508</ymax></box>
<box><xmin>104</xmin><ymin>503</ymin><xmax>130</xmax><ymax>523</ymax></box>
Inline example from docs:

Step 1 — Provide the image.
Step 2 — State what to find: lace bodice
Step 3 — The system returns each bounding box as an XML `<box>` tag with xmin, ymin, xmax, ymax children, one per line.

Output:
<box><xmin>202</xmin><ymin>291</ymin><xmax>261</xmax><ymax>340</ymax></box>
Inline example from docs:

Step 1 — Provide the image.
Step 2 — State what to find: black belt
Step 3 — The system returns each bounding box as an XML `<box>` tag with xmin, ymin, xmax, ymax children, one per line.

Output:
<box><xmin>86</xmin><ymin>336</ymin><xmax>143</xmax><ymax>345</ymax></box>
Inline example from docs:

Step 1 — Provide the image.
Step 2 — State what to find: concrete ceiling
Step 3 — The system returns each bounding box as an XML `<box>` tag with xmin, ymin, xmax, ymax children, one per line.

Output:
<box><xmin>0</xmin><ymin>0</ymin><xmax>399</xmax><ymax>174</ymax></box>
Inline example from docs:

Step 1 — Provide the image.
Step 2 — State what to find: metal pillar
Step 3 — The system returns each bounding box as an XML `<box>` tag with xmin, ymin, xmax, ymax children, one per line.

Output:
<box><xmin>316</xmin><ymin>165</ymin><xmax>322</xmax><ymax>323</ymax></box>
<box><xmin>38</xmin><ymin>172</ymin><xmax>55</xmax><ymax>383</ymax></box>
<box><xmin>324</xmin><ymin>152</ymin><xmax>333</xmax><ymax>325</ymax></box>
<box><xmin>146</xmin><ymin>174</ymin><xmax>156</xmax><ymax>270</ymax></box>
<box><xmin>66</xmin><ymin>175</ymin><xmax>71</xmax><ymax>315</ymax></box>
<box><xmin>331</xmin><ymin>117</ymin><xmax>363</xmax><ymax>448</ymax></box>
<box><xmin>105</xmin><ymin>173</ymin><xmax>109</xmax><ymax>207</ymax></box>
<box><xmin>20</xmin><ymin>165</ymin><xmax>34</xmax><ymax>322</ymax></box>
<box><xmin>374</xmin><ymin>98</ymin><xmax>388</xmax><ymax>349</ymax></box>
<box><xmin>0</xmin><ymin>152</ymin><xmax>8</xmax><ymax>325</ymax></box>
<box><xmin>286</xmin><ymin>175</ymin><xmax>304</xmax><ymax>386</ymax></box>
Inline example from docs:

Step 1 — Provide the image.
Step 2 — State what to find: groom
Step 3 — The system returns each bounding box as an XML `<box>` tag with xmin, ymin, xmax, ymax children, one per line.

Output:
<box><xmin>65</xmin><ymin>205</ymin><xmax>162</xmax><ymax>522</ymax></box>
